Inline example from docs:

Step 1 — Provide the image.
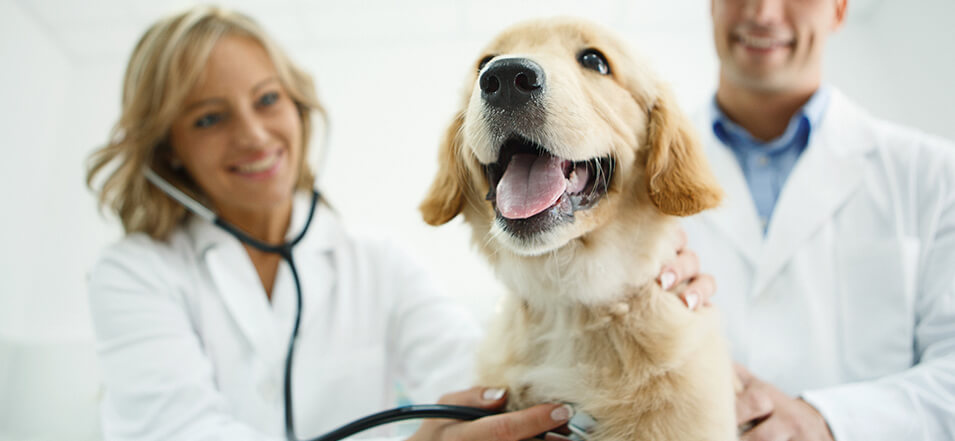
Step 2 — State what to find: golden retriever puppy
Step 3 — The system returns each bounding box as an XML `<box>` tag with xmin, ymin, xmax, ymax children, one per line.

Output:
<box><xmin>421</xmin><ymin>18</ymin><xmax>736</xmax><ymax>441</ymax></box>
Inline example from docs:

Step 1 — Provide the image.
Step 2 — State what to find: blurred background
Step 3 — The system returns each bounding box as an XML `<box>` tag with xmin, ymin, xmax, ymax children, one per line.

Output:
<box><xmin>1</xmin><ymin>0</ymin><xmax>953</xmax><ymax>439</ymax></box>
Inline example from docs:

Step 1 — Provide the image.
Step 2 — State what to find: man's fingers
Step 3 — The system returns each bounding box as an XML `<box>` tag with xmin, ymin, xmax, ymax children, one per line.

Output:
<box><xmin>437</xmin><ymin>386</ymin><xmax>507</xmax><ymax>409</ymax></box>
<box><xmin>659</xmin><ymin>249</ymin><xmax>699</xmax><ymax>291</ymax></box>
<box><xmin>675</xmin><ymin>227</ymin><xmax>689</xmax><ymax>252</ymax></box>
<box><xmin>455</xmin><ymin>403</ymin><xmax>572</xmax><ymax>441</ymax></box>
<box><xmin>740</xmin><ymin>415</ymin><xmax>788</xmax><ymax>441</ymax></box>
<box><xmin>734</xmin><ymin>363</ymin><xmax>754</xmax><ymax>385</ymax></box>
<box><xmin>683</xmin><ymin>274</ymin><xmax>716</xmax><ymax>308</ymax></box>
<box><xmin>736</xmin><ymin>383</ymin><xmax>774</xmax><ymax>426</ymax></box>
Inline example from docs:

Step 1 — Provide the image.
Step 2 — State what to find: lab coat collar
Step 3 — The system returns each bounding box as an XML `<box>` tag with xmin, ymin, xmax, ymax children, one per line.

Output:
<box><xmin>694</xmin><ymin>112</ymin><xmax>764</xmax><ymax>266</ymax></box>
<box><xmin>697</xmin><ymin>89</ymin><xmax>875</xmax><ymax>295</ymax></box>
<box><xmin>184</xmin><ymin>191</ymin><xmax>339</xmax><ymax>359</ymax></box>
<box><xmin>187</xmin><ymin>191</ymin><xmax>338</xmax><ymax>256</ymax></box>
<box><xmin>753</xmin><ymin>90</ymin><xmax>873</xmax><ymax>295</ymax></box>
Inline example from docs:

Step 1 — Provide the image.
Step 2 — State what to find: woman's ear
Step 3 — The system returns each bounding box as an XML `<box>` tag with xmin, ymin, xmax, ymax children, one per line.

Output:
<box><xmin>644</xmin><ymin>86</ymin><xmax>722</xmax><ymax>216</ymax></box>
<box><xmin>420</xmin><ymin>112</ymin><xmax>469</xmax><ymax>226</ymax></box>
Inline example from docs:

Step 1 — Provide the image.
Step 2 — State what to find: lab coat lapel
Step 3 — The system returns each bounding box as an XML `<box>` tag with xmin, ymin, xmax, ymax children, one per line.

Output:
<box><xmin>272</xmin><ymin>197</ymin><xmax>338</xmax><ymax>343</ymax></box>
<box><xmin>752</xmin><ymin>92</ymin><xmax>871</xmax><ymax>296</ymax></box>
<box><xmin>187</xmin><ymin>192</ymin><xmax>337</xmax><ymax>360</ymax></box>
<box><xmin>696</xmin><ymin>116</ymin><xmax>763</xmax><ymax>267</ymax></box>
<box><xmin>199</xmin><ymin>226</ymin><xmax>283</xmax><ymax>360</ymax></box>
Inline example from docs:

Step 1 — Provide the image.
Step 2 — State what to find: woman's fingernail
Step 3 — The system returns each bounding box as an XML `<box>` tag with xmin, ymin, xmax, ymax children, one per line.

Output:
<box><xmin>685</xmin><ymin>292</ymin><xmax>700</xmax><ymax>310</ymax></box>
<box><xmin>550</xmin><ymin>404</ymin><xmax>574</xmax><ymax>422</ymax></box>
<box><xmin>660</xmin><ymin>271</ymin><xmax>676</xmax><ymax>290</ymax></box>
<box><xmin>482</xmin><ymin>388</ymin><xmax>506</xmax><ymax>401</ymax></box>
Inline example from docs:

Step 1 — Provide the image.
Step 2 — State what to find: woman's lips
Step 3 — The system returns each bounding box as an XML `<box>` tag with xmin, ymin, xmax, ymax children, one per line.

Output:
<box><xmin>231</xmin><ymin>150</ymin><xmax>284</xmax><ymax>178</ymax></box>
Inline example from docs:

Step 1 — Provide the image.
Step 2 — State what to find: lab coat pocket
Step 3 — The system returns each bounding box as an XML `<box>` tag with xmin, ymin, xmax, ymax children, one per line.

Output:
<box><xmin>838</xmin><ymin>236</ymin><xmax>920</xmax><ymax>380</ymax></box>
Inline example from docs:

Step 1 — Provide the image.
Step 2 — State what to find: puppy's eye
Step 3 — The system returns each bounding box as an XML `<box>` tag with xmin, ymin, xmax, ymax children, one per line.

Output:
<box><xmin>478</xmin><ymin>55</ymin><xmax>495</xmax><ymax>72</ymax></box>
<box><xmin>578</xmin><ymin>49</ymin><xmax>610</xmax><ymax>75</ymax></box>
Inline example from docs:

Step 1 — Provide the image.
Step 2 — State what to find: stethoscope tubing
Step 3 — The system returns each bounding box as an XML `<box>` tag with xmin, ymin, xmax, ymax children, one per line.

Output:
<box><xmin>143</xmin><ymin>170</ymin><xmax>516</xmax><ymax>441</ymax></box>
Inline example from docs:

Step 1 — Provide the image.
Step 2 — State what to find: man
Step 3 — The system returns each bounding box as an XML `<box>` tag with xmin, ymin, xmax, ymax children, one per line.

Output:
<box><xmin>683</xmin><ymin>0</ymin><xmax>955</xmax><ymax>439</ymax></box>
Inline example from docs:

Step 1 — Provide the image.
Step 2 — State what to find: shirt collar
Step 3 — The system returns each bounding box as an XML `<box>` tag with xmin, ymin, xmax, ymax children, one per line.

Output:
<box><xmin>710</xmin><ymin>84</ymin><xmax>831</xmax><ymax>151</ymax></box>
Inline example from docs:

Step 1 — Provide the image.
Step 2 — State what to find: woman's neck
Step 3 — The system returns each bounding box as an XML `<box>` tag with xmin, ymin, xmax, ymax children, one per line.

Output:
<box><xmin>216</xmin><ymin>198</ymin><xmax>294</xmax><ymax>245</ymax></box>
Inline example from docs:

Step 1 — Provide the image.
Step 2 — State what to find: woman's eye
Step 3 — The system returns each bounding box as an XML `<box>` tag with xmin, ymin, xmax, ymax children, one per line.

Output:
<box><xmin>194</xmin><ymin>113</ymin><xmax>222</xmax><ymax>128</ymax></box>
<box><xmin>578</xmin><ymin>49</ymin><xmax>610</xmax><ymax>75</ymax></box>
<box><xmin>258</xmin><ymin>91</ymin><xmax>280</xmax><ymax>107</ymax></box>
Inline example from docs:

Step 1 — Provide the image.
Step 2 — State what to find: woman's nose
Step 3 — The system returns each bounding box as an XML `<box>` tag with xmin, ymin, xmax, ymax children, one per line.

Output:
<box><xmin>233</xmin><ymin>109</ymin><xmax>270</xmax><ymax>148</ymax></box>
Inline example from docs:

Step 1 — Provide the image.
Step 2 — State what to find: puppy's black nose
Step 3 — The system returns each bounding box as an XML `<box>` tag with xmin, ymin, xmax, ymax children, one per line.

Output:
<box><xmin>480</xmin><ymin>58</ymin><xmax>545</xmax><ymax>110</ymax></box>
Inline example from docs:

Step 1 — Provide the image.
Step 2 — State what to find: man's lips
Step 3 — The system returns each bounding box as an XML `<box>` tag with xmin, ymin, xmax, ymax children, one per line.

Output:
<box><xmin>733</xmin><ymin>32</ymin><xmax>794</xmax><ymax>52</ymax></box>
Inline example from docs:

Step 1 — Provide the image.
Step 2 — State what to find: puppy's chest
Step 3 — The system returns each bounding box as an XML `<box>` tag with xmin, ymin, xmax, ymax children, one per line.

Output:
<box><xmin>498</xmin><ymin>296</ymin><xmax>671</xmax><ymax>404</ymax></box>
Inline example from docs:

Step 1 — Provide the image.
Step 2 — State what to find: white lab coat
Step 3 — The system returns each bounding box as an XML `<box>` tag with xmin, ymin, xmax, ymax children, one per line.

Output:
<box><xmin>88</xmin><ymin>194</ymin><xmax>482</xmax><ymax>441</ymax></box>
<box><xmin>683</xmin><ymin>89</ymin><xmax>955</xmax><ymax>440</ymax></box>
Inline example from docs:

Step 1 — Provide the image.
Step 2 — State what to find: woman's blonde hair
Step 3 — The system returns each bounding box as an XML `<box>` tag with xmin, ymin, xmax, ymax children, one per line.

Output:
<box><xmin>87</xmin><ymin>5</ymin><xmax>325</xmax><ymax>240</ymax></box>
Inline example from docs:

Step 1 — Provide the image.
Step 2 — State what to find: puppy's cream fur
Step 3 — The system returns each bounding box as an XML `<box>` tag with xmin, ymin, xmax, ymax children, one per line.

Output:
<box><xmin>421</xmin><ymin>18</ymin><xmax>736</xmax><ymax>441</ymax></box>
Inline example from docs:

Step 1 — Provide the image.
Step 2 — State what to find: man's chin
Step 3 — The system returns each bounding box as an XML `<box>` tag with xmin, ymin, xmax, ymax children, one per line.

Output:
<box><xmin>726</xmin><ymin>66</ymin><xmax>799</xmax><ymax>93</ymax></box>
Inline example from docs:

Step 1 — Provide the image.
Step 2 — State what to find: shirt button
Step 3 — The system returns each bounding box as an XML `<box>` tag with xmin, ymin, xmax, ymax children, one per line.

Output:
<box><xmin>757</xmin><ymin>156</ymin><xmax>769</xmax><ymax>166</ymax></box>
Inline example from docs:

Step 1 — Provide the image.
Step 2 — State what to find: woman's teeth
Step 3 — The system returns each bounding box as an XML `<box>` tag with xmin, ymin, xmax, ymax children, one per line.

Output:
<box><xmin>236</xmin><ymin>152</ymin><xmax>279</xmax><ymax>173</ymax></box>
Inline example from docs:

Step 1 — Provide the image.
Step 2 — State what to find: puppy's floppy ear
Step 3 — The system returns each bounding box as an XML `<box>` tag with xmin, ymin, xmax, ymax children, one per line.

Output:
<box><xmin>644</xmin><ymin>86</ymin><xmax>723</xmax><ymax>216</ymax></box>
<box><xmin>420</xmin><ymin>112</ymin><xmax>469</xmax><ymax>225</ymax></box>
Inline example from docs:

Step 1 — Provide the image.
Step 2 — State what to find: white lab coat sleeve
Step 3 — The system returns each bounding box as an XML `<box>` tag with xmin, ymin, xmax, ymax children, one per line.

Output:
<box><xmin>88</xmin><ymin>237</ymin><xmax>283</xmax><ymax>441</ymax></box>
<box><xmin>377</xmin><ymin>240</ymin><xmax>483</xmax><ymax>404</ymax></box>
<box><xmin>802</xmin><ymin>144</ymin><xmax>955</xmax><ymax>441</ymax></box>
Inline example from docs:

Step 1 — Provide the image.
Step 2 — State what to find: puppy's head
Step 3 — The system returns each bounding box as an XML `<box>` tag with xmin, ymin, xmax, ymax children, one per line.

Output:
<box><xmin>421</xmin><ymin>18</ymin><xmax>721</xmax><ymax>257</ymax></box>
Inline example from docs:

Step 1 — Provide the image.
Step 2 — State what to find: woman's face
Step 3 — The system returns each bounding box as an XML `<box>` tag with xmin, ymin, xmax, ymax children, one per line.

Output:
<box><xmin>169</xmin><ymin>35</ymin><xmax>302</xmax><ymax>219</ymax></box>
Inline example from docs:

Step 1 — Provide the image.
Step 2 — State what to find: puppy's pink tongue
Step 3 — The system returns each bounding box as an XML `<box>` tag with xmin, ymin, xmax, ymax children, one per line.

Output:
<box><xmin>497</xmin><ymin>154</ymin><xmax>567</xmax><ymax>219</ymax></box>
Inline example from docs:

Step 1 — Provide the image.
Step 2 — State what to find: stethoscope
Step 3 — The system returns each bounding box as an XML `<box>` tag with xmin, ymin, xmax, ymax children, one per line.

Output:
<box><xmin>142</xmin><ymin>169</ymin><xmax>528</xmax><ymax>441</ymax></box>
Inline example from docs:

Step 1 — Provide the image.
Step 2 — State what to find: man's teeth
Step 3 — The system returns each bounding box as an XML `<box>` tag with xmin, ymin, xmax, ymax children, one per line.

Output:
<box><xmin>739</xmin><ymin>34</ymin><xmax>789</xmax><ymax>49</ymax></box>
<box><xmin>236</xmin><ymin>152</ymin><xmax>279</xmax><ymax>173</ymax></box>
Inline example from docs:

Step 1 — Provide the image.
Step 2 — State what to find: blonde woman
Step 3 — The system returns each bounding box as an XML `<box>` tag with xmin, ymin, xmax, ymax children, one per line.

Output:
<box><xmin>87</xmin><ymin>6</ymin><xmax>712</xmax><ymax>441</ymax></box>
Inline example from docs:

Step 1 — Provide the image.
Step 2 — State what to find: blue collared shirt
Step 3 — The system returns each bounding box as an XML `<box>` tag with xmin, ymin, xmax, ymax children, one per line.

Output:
<box><xmin>711</xmin><ymin>86</ymin><xmax>831</xmax><ymax>234</ymax></box>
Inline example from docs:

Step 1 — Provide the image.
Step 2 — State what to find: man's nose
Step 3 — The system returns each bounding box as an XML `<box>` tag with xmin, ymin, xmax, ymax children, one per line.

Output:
<box><xmin>744</xmin><ymin>0</ymin><xmax>786</xmax><ymax>25</ymax></box>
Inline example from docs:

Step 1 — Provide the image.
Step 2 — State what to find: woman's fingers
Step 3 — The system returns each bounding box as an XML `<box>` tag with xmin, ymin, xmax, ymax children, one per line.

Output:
<box><xmin>452</xmin><ymin>403</ymin><xmax>573</xmax><ymax>441</ymax></box>
<box><xmin>416</xmin><ymin>387</ymin><xmax>573</xmax><ymax>441</ymax></box>
<box><xmin>437</xmin><ymin>386</ymin><xmax>508</xmax><ymax>408</ymax></box>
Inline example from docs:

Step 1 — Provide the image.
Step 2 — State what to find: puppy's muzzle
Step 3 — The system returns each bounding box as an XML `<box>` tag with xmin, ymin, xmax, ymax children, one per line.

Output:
<box><xmin>480</xmin><ymin>58</ymin><xmax>545</xmax><ymax>110</ymax></box>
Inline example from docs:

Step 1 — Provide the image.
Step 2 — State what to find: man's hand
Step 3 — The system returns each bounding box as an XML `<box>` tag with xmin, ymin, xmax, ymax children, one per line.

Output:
<box><xmin>658</xmin><ymin>228</ymin><xmax>716</xmax><ymax>310</ymax></box>
<box><xmin>735</xmin><ymin>364</ymin><xmax>835</xmax><ymax>441</ymax></box>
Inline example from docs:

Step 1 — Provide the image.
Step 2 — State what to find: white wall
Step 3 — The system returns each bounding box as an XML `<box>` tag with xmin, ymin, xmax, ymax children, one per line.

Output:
<box><xmin>826</xmin><ymin>0</ymin><xmax>955</xmax><ymax>139</ymax></box>
<box><xmin>1</xmin><ymin>0</ymin><xmax>952</xmax><ymax>439</ymax></box>
<box><xmin>0</xmin><ymin>2</ymin><xmax>105</xmax><ymax>438</ymax></box>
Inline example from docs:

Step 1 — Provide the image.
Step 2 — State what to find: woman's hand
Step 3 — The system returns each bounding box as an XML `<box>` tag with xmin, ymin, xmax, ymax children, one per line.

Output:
<box><xmin>408</xmin><ymin>387</ymin><xmax>573</xmax><ymax>441</ymax></box>
<box><xmin>658</xmin><ymin>228</ymin><xmax>716</xmax><ymax>310</ymax></box>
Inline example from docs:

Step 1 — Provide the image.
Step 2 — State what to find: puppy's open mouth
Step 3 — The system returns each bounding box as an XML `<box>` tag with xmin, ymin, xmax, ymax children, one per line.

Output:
<box><xmin>484</xmin><ymin>136</ymin><xmax>613</xmax><ymax>237</ymax></box>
